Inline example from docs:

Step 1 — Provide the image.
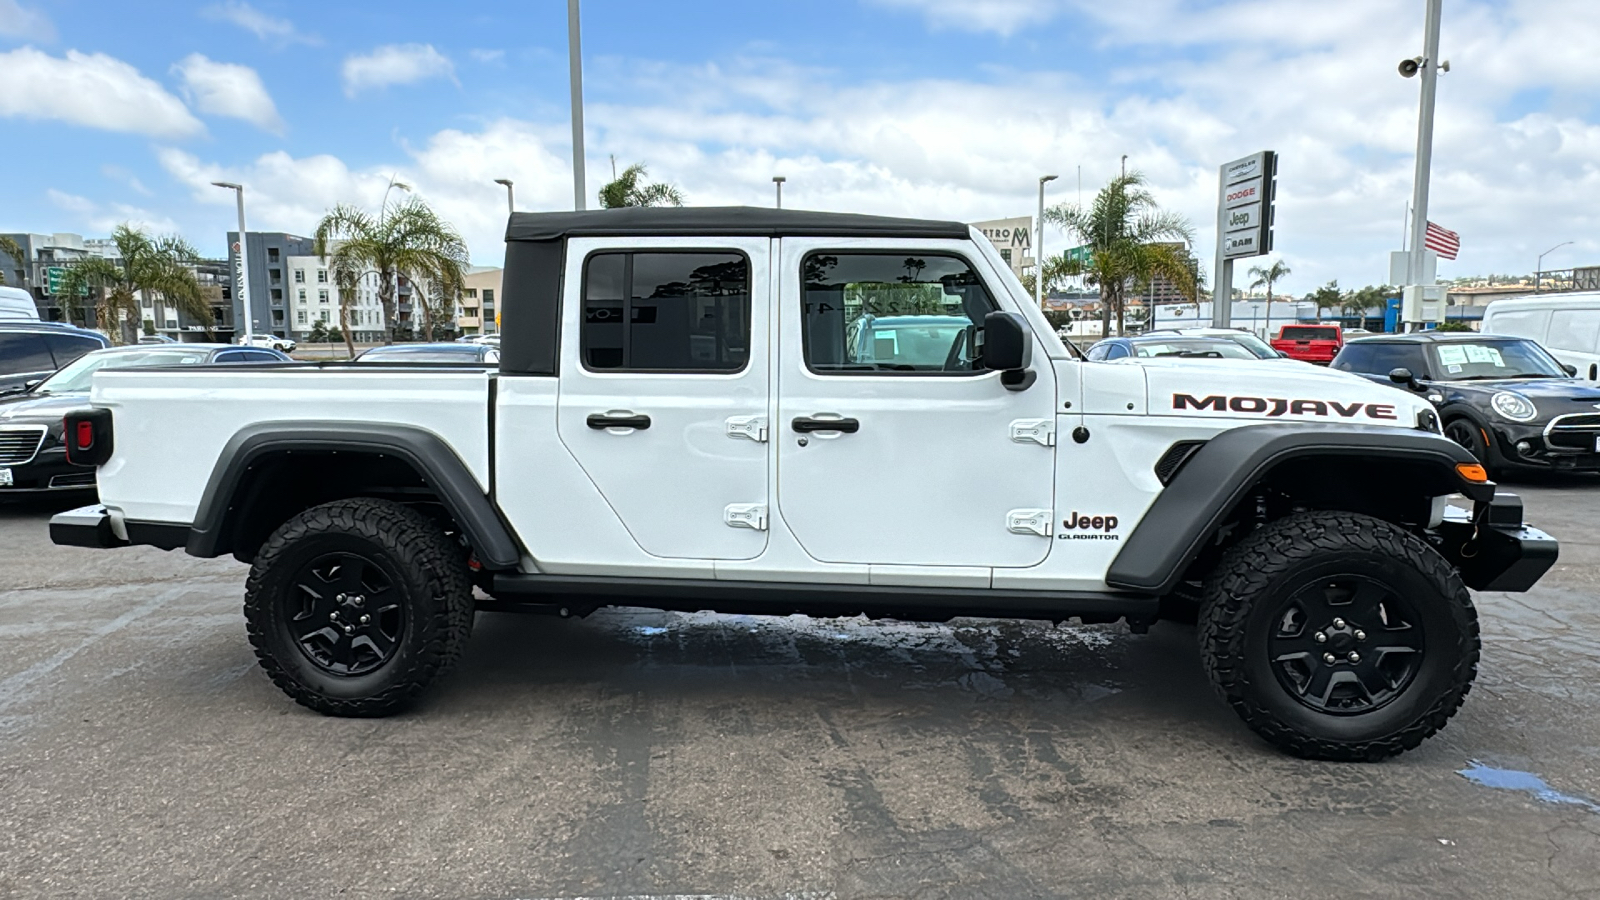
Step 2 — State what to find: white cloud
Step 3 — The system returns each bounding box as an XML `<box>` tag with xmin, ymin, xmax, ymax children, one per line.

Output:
<box><xmin>200</xmin><ymin>1</ymin><xmax>318</xmax><ymax>46</ymax></box>
<box><xmin>866</xmin><ymin>0</ymin><xmax>1069</xmax><ymax>36</ymax></box>
<box><xmin>342</xmin><ymin>44</ymin><xmax>454</xmax><ymax>97</ymax></box>
<box><xmin>173</xmin><ymin>53</ymin><xmax>285</xmax><ymax>134</ymax></box>
<box><xmin>0</xmin><ymin>47</ymin><xmax>203</xmax><ymax>139</ymax></box>
<box><xmin>468</xmin><ymin>48</ymin><xmax>505</xmax><ymax>64</ymax></box>
<box><xmin>0</xmin><ymin>0</ymin><xmax>53</xmax><ymax>40</ymax></box>
<box><xmin>47</xmin><ymin>189</ymin><xmax>181</xmax><ymax>235</ymax></box>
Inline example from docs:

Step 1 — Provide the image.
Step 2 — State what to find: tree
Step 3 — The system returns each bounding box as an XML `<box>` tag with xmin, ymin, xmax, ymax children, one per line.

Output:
<box><xmin>1305</xmin><ymin>280</ymin><xmax>1341</xmax><ymax>322</ymax></box>
<box><xmin>1248</xmin><ymin>259</ymin><xmax>1291</xmax><ymax>305</ymax></box>
<box><xmin>57</xmin><ymin>224</ymin><xmax>207</xmax><ymax>344</ymax></box>
<box><xmin>314</xmin><ymin>195</ymin><xmax>469</xmax><ymax>345</ymax></box>
<box><xmin>1343</xmin><ymin>284</ymin><xmax>1395</xmax><ymax>325</ymax></box>
<box><xmin>598</xmin><ymin>162</ymin><xmax>684</xmax><ymax>209</ymax></box>
<box><xmin>1043</xmin><ymin>172</ymin><xmax>1196</xmax><ymax>336</ymax></box>
<box><xmin>0</xmin><ymin>235</ymin><xmax>27</xmax><ymax>289</ymax></box>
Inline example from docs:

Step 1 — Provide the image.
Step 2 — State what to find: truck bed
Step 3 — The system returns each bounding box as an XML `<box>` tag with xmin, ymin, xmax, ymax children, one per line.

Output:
<box><xmin>91</xmin><ymin>365</ymin><xmax>494</xmax><ymax>526</ymax></box>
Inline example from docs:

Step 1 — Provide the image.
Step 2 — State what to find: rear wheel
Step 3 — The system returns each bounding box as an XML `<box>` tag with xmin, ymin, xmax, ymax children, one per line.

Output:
<box><xmin>244</xmin><ymin>498</ymin><xmax>474</xmax><ymax>717</ymax></box>
<box><xmin>1198</xmin><ymin>511</ymin><xmax>1478</xmax><ymax>760</ymax></box>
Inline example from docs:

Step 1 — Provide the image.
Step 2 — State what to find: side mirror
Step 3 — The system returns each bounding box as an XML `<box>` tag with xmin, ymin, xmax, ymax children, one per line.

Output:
<box><xmin>23</xmin><ymin>379</ymin><xmax>42</xmax><ymax>391</ymax></box>
<box><xmin>1388</xmin><ymin>367</ymin><xmax>1424</xmax><ymax>391</ymax></box>
<box><xmin>1561</xmin><ymin>363</ymin><xmax>1578</xmax><ymax>377</ymax></box>
<box><xmin>982</xmin><ymin>311</ymin><xmax>1035</xmax><ymax>391</ymax></box>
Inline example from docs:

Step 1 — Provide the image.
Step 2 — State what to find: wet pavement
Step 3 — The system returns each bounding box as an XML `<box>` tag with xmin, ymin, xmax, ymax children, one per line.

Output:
<box><xmin>1</xmin><ymin>481</ymin><xmax>1598</xmax><ymax>899</ymax></box>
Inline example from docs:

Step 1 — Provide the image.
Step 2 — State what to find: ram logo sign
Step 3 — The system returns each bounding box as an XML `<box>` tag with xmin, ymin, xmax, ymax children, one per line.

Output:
<box><xmin>1173</xmin><ymin>393</ymin><xmax>1398</xmax><ymax>420</ymax></box>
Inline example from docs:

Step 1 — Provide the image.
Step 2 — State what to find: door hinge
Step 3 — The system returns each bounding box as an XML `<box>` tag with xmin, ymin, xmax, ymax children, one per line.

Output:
<box><xmin>1006</xmin><ymin>508</ymin><xmax>1053</xmax><ymax>537</ymax></box>
<box><xmin>725</xmin><ymin>415</ymin><xmax>769</xmax><ymax>443</ymax></box>
<box><xmin>724</xmin><ymin>503</ymin><xmax>768</xmax><ymax>531</ymax></box>
<box><xmin>1009</xmin><ymin>418</ymin><xmax>1055</xmax><ymax>447</ymax></box>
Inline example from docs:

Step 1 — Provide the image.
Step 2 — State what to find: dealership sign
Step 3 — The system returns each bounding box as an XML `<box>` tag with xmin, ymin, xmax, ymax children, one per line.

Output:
<box><xmin>1217</xmin><ymin>151</ymin><xmax>1276</xmax><ymax>260</ymax></box>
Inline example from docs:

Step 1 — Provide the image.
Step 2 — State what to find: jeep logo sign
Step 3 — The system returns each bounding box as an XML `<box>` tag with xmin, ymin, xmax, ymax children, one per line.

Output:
<box><xmin>1226</xmin><ymin>206</ymin><xmax>1259</xmax><ymax>230</ymax></box>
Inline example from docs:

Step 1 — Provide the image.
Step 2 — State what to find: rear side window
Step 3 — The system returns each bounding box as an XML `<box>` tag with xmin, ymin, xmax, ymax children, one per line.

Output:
<box><xmin>1546</xmin><ymin>309</ymin><xmax>1600</xmax><ymax>354</ymax></box>
<box><xmin>41</xmin><ymin>333</ymin><xmax>104</xmax><ymax>367</ymax></box>
<box><xmin>1334</xmin><ymin>343</ymin><xmax>1427</xmax><ymax>376</ymax></box>
<box><xmin>1281</xmin><ymin>326</ymin><xmax>1338</xmax><ymax>341</ymax></box>
<box><xmin>0</xmin><ymin>332</ymin><xmax>55</xmax><ymax>374</ymax></box>
<box><xmin>580</xmin><ymin>251</ymin><xmax>750</xmax><ymax>372</ymax></box>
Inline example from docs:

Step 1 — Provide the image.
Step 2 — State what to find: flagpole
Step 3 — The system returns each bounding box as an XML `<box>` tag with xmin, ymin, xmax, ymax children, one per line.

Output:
<box><xmin>1405</xmin><ymin>0</ymin><xmax>1443</xmax><ymax>292</ymax></box>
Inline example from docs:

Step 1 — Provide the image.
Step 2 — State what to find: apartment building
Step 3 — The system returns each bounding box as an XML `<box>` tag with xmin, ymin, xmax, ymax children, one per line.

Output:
<box><xmin>460</xmin><ymin>266</ymin><xmax>501</xmax><ymax>335</ymax></box>
<box><xmin>282</xmin><ymin>255</ymin><xmax>388</xmax><ymax>343</ymax></box>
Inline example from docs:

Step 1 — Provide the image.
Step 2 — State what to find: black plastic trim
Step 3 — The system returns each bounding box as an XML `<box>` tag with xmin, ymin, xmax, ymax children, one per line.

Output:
<box><xmin>1106</xmin><ymin>423</ymin><xmax>1488</xmax><ymax>594</ymax></box>
<box><xmin>506</xmin><ymin>206</ymin><xmax>970</xmax><ymax>243</ymax></box>
<box><xmin>185</xmin><ymin>422</ymin><xmax>522</xmax><ymax>569</ymax></box>
<box><xmin>126</xmin><ymin>521</ymin><xmax>189</xmax><ymax>550</ymax></box>
<box><xmin>48</xmin><ymin>504</ymin><xmax>124</xmax><ymax>549</ymax></box>
<box><xmin>499</xmin><ymin>238</ymin><xmax>565</xmax><ymax>376</ymax></box>
<box><xmin>490</xmin><ymin>573</ymin><xmax>1157</xmax><ymax>622</ymax></box>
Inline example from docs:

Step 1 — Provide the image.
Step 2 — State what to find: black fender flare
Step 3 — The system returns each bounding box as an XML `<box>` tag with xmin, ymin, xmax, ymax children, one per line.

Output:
<box><xmin>185</xmin><ymin>422</ymin><xmax>522</xmax><ymax>570</ymax></box>
<box><xmin>1105</xmin><ymin>423</ymin><xmax>1488</xmax><ymax>594</ymax></box>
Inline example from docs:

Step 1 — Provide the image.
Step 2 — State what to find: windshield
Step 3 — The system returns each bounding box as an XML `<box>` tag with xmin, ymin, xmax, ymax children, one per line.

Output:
<box><xmin>37</xmin><ymin>348</ymin><xmax>212</xmax><ymax>393</ymax></box>
<box><xmin>1131</xmin><ymin>339</ymin><xmax>1257</xmax><ymax>360</ymax></box>
<box><xmin>1280</xmin><ymin>326</ymin><xmax>1339</xmax><ymax>341</ymax></box>
<box><xmin>1427</xmin><ymin>340</ymin><xmax>1566</xmax><ymax>380</ymax></box>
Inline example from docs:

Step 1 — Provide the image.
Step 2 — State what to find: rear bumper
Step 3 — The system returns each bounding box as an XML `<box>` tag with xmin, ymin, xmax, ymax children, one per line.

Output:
<box><xmin>49</xmin><ymin>504</ymin><xmax>126</xmax><ymax>548</ymax></box>
<box><xmin>1436</xmin><ymin>492</ymin><xmax>1559</xmax><ymax>592</ymax></box>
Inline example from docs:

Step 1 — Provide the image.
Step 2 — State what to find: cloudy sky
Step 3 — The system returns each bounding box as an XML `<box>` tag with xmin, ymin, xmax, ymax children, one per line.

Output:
<box><xmin>1</xmin><ymin>0</ymin><xmax>1596</xmax><ymax>294</ymax></box>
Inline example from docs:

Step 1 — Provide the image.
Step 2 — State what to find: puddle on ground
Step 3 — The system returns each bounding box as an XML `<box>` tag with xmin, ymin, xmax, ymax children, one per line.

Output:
<box><xmin>1457</xmin><ymin>760</ymin><xmax>1600</xmax><ymax>814</ymax></box>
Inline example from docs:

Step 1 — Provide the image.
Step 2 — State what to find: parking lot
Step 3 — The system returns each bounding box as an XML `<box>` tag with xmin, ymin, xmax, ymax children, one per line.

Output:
<box><xmin>1</xmin><ymin>480</ymin><xmax>1597</xmax><ymax>899</ymax></box>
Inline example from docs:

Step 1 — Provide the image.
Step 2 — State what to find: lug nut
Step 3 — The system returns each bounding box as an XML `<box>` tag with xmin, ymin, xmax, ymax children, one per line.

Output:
<box><xmin>1354</xmin><ymin>630</ymin><xmax>1366</xmax><ymax>641</ymax></box>
<box><xmin>1324</xmin><ymin>653</ymin><xmax>1337</xmax><ymax>664</ymax></box>
<box><xmin>359</xmin><ymin>615</ymin><xmax>370</xmax><ymax>625</ymax></box>
<box><xmin>1314</xmin><ymin>632</ymin><xmax>1328</xmax><ymax>643</ymax></box>
<box><xmin>336</xmin><ymin>593</ymin><xmax>346</xmax><ymax>603</ymax></box>
<box><xmin>343</xmin><ymin>626</ymin><xmax>354</xmax><ymax>635</ymax></box>
<box><xmin>330</xmin><ymin>612</ymin><xmax>339</xmax><ymax>622</ymax></box>
<box><xmin>1332</xmin><ymin>617</ymin><xmax>1346</xmax><ymax>628</ymax></box>
<box><xmin>1348</xmin><ymin>651</ymin><xmax>1361</xmax><ymax>663</ymax></box>
<box><xmin>353</xmin><ymin>596</ymin><xmax>365</xmax><ymax>607</ymax></box>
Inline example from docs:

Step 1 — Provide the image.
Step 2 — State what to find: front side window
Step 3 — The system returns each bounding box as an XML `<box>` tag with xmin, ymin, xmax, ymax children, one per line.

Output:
<box><xmin>580</xmin><ymin>251</ymin><xmax>750</xmax><ymax>372</ymax></box>
<box><xmin>802</xmin><ymin>252</ymin><xmax>994</xmax><ymax>374</ymax></box>
<box><xmin>1334</xmin><ymin>342</ymin><xmax>1428</xmax><ymax>377</ymax></box>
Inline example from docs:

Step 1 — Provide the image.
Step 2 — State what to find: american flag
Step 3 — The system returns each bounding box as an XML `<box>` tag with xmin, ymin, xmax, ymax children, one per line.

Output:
<box><xmin>1425</xmin><ymin>221</ymin><xmax>1461</xmax><ymax>260</ymax></box>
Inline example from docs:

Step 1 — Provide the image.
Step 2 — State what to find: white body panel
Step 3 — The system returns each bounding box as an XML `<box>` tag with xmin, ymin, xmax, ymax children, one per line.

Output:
<box><xmin>1482</xmin><ymin>293</ymin><xmax>1600</xmax><ymax>384</ymax></box>
<box><xmin>92</xmin><ymin>367</ymin><xmax>492</xmax><ymax>525</ymax></box>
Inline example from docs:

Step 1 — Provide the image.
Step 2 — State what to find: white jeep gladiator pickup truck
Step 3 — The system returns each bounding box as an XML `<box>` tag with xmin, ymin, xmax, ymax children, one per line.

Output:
<box><xmin>51</xmin><ymin>207</ymin><xmax>1557</xmax><ymax>760</ymax></box>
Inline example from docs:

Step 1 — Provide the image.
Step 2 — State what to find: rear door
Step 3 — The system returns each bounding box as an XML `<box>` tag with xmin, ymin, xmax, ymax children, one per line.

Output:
<box><xmin>554</xmin><ymin>237</ymin><xmax>771</xmax><ymax>560</ymax></box>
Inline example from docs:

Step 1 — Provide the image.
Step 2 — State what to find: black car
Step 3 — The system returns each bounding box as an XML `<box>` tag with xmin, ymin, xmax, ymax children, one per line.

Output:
<box><xmin>0</xmin><ymin>322</ymin><xmax>111</xmax><ymax>393</ymax></box>
<box><xmin>1331</xmin><ymin>332</ymin><xmax>1600</xmax><ymax>475</ymax></box>
<box><xmin>0</xmin><ymin>343</ymin><xmax>290</xmax><ymax>496</ymax></box>
<box><xmin>353</xmin><ymin>342</ymin><xmax>501</xmax><ymax>364</ymax></box>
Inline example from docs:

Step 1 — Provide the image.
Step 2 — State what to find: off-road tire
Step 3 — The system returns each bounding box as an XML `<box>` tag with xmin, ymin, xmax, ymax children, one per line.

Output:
<box><xmin>244</xmin><ymin>498</ymin><xmax>474</xmax><ymax>717</ymax></box>
<box><xmin>1198</xmin><ymin>511</ymin><xmax>1478</xmax><ymax>761</ymax></box>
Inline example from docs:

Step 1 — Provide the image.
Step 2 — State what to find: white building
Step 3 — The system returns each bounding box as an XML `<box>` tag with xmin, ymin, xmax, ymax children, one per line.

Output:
<box><xmin>283</xmin><ymin>255</ymin><xmax>388</xmax><ymax>343</ymax></box>
<box><xmin>972</xmin><ymin>217</ymin><xmax>1034</xmax><ymax>282</ymax></box>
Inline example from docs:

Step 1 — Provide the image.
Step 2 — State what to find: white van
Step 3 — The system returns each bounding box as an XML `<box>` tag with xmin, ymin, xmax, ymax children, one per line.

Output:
<box><xmin>1481</xmin><ymin>292</ymin><xmax>1600</xmax><ymax>383</ymax></box>
<box><xmin>0</xmin><ymin>285</ymin><xmax>40</xmax><ymax>321</ymax></box>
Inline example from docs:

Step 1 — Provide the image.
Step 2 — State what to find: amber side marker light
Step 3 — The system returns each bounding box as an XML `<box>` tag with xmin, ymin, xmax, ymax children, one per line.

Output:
<box><xmin>1456</xmin><ymin>462</ymin><xmax>1489</xmax><ymax>483</ymax></box>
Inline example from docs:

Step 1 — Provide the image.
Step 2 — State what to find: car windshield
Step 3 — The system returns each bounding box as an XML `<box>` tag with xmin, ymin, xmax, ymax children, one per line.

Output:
<box><xmin>1427</xmin><ymin>339</ymin><xmax>1567</xmax><ymax>380</ymax></box>
<box><xmin>1131</xmin><ymin>339</ymin><xmax>1257</xmax><ymax>360</ymax></box>
<box><xmin>1281</xmin><ymin>326</ymin><xmax>1339</xmax><ymax>341</ymax></box>
<box><xmin>1220</xmin><ymin>332</ymin><xmax>1278</xmax><ymax>358</ymax></box>
<box><xmin>37</xmin><ymin>348</ymin><xmax>212</xmax><ymax>393</ymax></box>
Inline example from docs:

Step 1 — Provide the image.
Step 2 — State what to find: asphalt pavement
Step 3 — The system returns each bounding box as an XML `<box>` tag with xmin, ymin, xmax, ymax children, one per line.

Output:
<box><xmin>1</xmin><ymin>480</ymin><xmax>1598</xmax><ymax>899</ymax></box>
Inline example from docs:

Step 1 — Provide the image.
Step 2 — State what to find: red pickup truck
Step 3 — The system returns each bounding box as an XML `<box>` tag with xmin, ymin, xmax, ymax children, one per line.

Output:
<box><xmin>1271</xmin><ymin>324</ymin><xmax>1343</xmax><ymax>365</ymax></box>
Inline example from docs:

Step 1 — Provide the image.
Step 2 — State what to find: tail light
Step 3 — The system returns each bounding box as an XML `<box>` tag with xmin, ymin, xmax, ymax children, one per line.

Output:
<box><xmin>64</xmin><ymin>408</ymin><xmax>114</xmax><ymax>466</ymax></box>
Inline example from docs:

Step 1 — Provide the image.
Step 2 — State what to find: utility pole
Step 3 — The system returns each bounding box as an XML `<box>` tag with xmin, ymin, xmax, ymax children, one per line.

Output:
<box><xmin>494</xmin><ymin>179</ymin><xmax>515</xmax><ymax>216</ymax></box>
<box><xmin>1405</xmin><ymin>0</ymin><xmax>1442</xmax><ymax>290</ymax></box>
<box><xmin>1037</xmin><ymin>174</ymin><xmax>1058</xmax><ymax>309</ymax></box>
<box><xmin>567</xmin><ymin>0</ymin><xmax>587</xmax><ymax>211</ymax></box>
<box><xmin>773</xmin><ymin>176</ymin><xmax>785</xmax><ymax>209</ymax></box>
<box><xmin>1535</xmin><ymin>241</ymin><xmax>1572</xmax><ymax>292</ymax></box>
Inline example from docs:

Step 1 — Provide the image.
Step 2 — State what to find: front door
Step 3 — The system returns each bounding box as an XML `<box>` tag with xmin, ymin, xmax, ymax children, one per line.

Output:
<box><xmin>774</xmin><ymin>239</ymin><xmax>1058</xmax><ymax>569</ymax></box>
<box><xmin>555</xmin><ymin>237</ymin><xmax>771</xmax><ymax>560</ymax></box>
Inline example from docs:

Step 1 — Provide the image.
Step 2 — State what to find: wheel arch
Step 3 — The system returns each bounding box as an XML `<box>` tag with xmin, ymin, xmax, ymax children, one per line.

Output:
<box><xmin>184</xmin><ymin>422</ymin><xmax>522</xmax><ymax>570</ymax></box>
<box><xmin>1105</xmin><ymin>424</ymin><xmax>1488</xmax><ymax>594</ymax></box>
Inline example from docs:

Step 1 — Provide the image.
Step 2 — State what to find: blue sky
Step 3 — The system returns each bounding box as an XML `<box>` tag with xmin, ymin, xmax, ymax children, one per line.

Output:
<box><xmin>3</xmin><ymin>0</ymin><xmax>1597</xmax><ymax>293</ymax></box>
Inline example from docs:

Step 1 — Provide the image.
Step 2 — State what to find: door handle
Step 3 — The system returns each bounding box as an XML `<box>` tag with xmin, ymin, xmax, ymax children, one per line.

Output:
<box><xmin>587</xmin><ymin>412</ymin><xmax>651</xmax><ymax>430</ymax></box>
<box><xmin>791</xmin><ymin>415</ymin><xmax>859</xmax><ymax>434</ymax></box>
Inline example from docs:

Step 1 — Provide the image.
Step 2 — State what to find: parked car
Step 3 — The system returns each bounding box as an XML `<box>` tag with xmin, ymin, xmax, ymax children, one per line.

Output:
<box><xmin>0</xmin><ymin>322</ymin><xmax>111</xmax><ymax>394</ymax></box>
<box><xmin>139</xmin><ymin>334</ymin><xmax>180</xmax><ymax>344</ymax></box>
<box><xmin>1085</xmin><ymin>335</ymin><xmax>1261</xmax><ymax>361</ymax></box>
<box><xmin>1271</xmin><ymin>324</ymin><xmax>1343</xmax><ymax>365</ymax></box>
<box><xmin>1480</xmin><ymin>292</ymin><xmax>1600</xmax><ymax>384</ymax></box>
<box><xmin>239</xmin><ymin>333</ymin><xmax>297</xmax><ymax>353</ymax></box>
<box><xmin>0</xmin><ymin>343</ymin><xmax>289</xmax><ymax>496</ymax></box>
<box><xmin>455</xmin><ymin>334</ymin><xmax>501</xmax><ymax>346</ymax></box>
<box><xmin>1</xmin><ymin>286</ymin><xmax>40</xmax><ymax>321</ymax></box>
<box><xmin>1331</xmin><ymin>332</ymin><xmax>1600</xmax><ymax>475</ymax></box>
<box><xmin>1142</xmin><ymin>327</ymin><xmax>1290</xmax><ymax>360</ymax></box>
<box><xmin>846</xmin><ymin>314</ymin><xmax>975</xmax><ymax>369</ymax></box>
<box><xmin>52</xmin><ymin>206</ymin><xmax>1553</xmax><ymax>761</ymax></box>
<box><xmin>355</xmin><ymin>342</ymin><xmax>500</xmax><ymax>364</ymax></box>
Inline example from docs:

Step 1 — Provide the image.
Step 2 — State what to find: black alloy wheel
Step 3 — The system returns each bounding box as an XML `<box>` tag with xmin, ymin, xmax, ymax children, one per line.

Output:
<box><xmin>1266</xmin><ymin>575</ymin><xmax>1424</xmax><ymax>714</ymax></box>
<box><xmin>1444</xmin><ymin>419</ymin><xmax>1489</xmax><ymax>463</ymax></box>
<box><xmin>284</xmin><ymin>551</ymin><xmax>406</xmax><ymax>677</ymax></box>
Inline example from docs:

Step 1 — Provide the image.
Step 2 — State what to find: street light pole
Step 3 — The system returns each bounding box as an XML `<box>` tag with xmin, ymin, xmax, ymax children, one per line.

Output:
<box><xmin>1036</xmin><ymin>174</ymin><xmax>1058</xmax><ymax>309</ymax></box>
<box><xmin>1535</xmin><ymin>241</ymin><xmax>1572</xmax><ymax>292</ymax></box>
<box><xmin>494</xmin><ymin>178</ymin><xmax>515</xmax><ymax>216</ymax></box>
<box><xmin>211</xmin><ymin>181</ymin><xmax>251</xmax><ymax>345</ymax></box>
<box><xmin>567</xmin><ymin>0</ymin><xmax>587</xmax><ymax>211</ymax></box>
<box><xmin>772</xmin><ymin>176</ymin><xmax>785</xmax><ymax>209</ymax></box>
<box><xmin>1405</xmin><ymin>0</ymin><xmax>1444</xmax><ymax>292</ymax></box>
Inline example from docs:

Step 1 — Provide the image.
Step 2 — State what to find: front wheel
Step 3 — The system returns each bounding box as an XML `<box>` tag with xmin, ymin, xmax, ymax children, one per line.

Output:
<box><xmin>244</xmin><ymin>497</ymin><xmax>474</xmax><ymax>717</ymax></box>
<box><xmin>1198</xmin><ymin>511</ymin><xmax>1479</xmax><ymax>761</ymax></box>
<box><xmin>1444</xmin><ymin>418</ymin><xmax>1498</xmax><ymax>478</ymax></box>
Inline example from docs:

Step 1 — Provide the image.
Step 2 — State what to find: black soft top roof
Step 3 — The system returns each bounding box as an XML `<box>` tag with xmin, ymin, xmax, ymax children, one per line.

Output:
<box><xmin>505</xmin><ymin>206</ymin><xmax>971</xmax><ymax>243</ymax></box>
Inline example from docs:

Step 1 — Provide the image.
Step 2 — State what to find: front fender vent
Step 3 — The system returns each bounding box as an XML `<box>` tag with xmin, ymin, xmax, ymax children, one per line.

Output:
<box><xmin>1155</xmin><ymin>440</ymin><xmax>1206</xmax><ymax>485</ymax></box>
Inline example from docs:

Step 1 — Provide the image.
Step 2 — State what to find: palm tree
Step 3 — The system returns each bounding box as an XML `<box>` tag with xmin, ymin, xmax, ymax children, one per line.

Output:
<box><xmin>314</xmin><ymin>195</ymin><xmax>469</xmax><ymax>345</ymax></box>
<box><xmin>598</xmin><ymin>162</ymin><xmax>684</xmax><ymax>209</ymax></box>
<box><xmin>1306</xmin><ymin>280</ymin><xmax>1341</xmax><ymax>322</ymax></box>
<box><xmin>56</xmin><ymin>225</ymin><xmax>207</xmax><ymax>344</ymax></box>
<box><xmin>1043</xmin><ymin>172</ymin><xmax>1196</xmax><ymax>336</ymax></box>
<box><xmin>1248</xmin><ymin>259</ymin><xmax>1291</xmax><ymax>305</ymax></box>
<box><xmin>0</xmin><ymin>235</ymin><xmax>28</xmax><ymax>289</ymax></box>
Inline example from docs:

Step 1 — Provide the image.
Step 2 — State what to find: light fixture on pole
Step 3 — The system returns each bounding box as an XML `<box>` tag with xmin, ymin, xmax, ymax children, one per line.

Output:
<box><xmin>494</xmin><ymin>178</ymin><xmax>515</xmax><ymax>216</ymax></box>
<box><xmin>772</xmin><ymin>176</ymin><xmax>786</xmax><ymax>209</ymax></box>
<box><xmin>1036</xmin><ymin>174</ymin><xmax>1058</xmax><ymax>309</ymax></box>
<box><xmin>567</xmin><ymin>0</ymin><xmax>587</xmax><ymax>211</ymax></box>
<box><xmin>211</xmin><ymin>181</ymin><xmax>252</xmax><ymax>346</ymax></box>
<box><xmin>1535</xmin><ymin>241</ymin><xmax>1572</xmax><ymax>292</ymax></box>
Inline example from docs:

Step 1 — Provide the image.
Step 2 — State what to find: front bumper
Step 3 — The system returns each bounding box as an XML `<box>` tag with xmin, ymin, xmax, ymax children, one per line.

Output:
<box><xmin>1489</xmin><ymin>420</ymin><xmax>1600</xmax><ymax>472</ymax></box>
<box><xmin>0</xmin><ymin>447</ymin><xmax>97</xmax><ymax>495</ymax></box>
<box><xmin>1435</xmin><ymin>492</ymin><xmax>1558</xmax><ymax>592</ymax></box>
